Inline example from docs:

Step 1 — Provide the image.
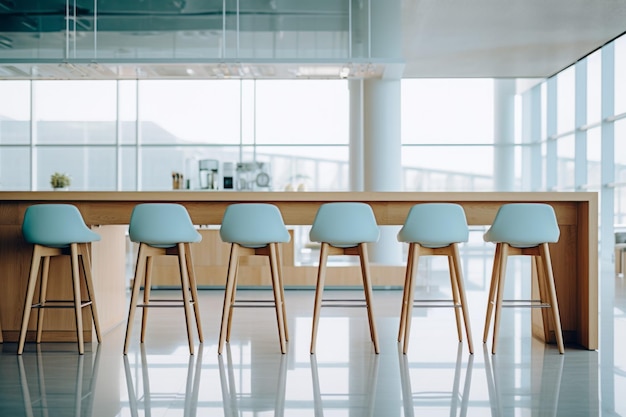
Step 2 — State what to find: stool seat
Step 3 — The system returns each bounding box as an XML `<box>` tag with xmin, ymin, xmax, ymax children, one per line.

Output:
<box><xmin>397</xmin><ymin>203</ymin><xmax>474</xmax><ymax>354</ymax></box>
<box><xmin>18</xmin><ymin>204</ymin><xmax>102</xmax><ymax>355</ymax></box>
<box><xmin>483</xmin><ymin>203</ymin><xmax>564</xmax><ymax>354</ymax></box>
<box><xmin>309</xmin><ymin>202</ymin><xmax>380</xmax><ymax>354</ymax></box>
<box><xmin>124</xmin><ymin>203</ymin><xmax>203</xmax><ymax>355</ymax></box>
<box><xmin>218</xmin><ymin>203</ymin><xmax>290</xmax><ymax>354</ymax></box>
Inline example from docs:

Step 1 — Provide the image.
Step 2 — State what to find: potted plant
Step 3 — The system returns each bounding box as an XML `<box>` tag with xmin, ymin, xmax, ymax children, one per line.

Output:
<box><xmin>50</xmin><ymin>172</ymin><xmax>71</xmax><ymax>190</ymax></box>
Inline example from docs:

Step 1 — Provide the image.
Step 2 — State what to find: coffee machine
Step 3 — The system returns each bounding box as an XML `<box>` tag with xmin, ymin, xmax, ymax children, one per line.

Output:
<box><xmin>198</xmin><ymin>159</ymin><xmax>219</xmax><ymax>190</ymax></box>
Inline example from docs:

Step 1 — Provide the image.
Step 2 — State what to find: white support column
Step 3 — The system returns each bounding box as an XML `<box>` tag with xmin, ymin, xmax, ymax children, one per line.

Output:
<box><xmin>521</xmin><ymin>85</ymin><xmax>542</xmax><ymax>191</ymax></box>
<box><xmin>493</xmin><ymin>79</ymin><xmax>516</xmax><ymax>191</ymax></box>
<box><xmin>575</xmin><ymin>60</ymin><xmax>588</xmax><ymax>189</ymax></box>
<box><xmin>546</xmin><ymin>77</ymin><xmax>557</xmax><ymax>190</ymax></box>
<box><xmin>363</xmin><ymin>78</ymin><xmax>403</xmax><ymax>265</ymax></box>
<box><xmin>349</xmin><ymin>79</ymin><xmax>364</xmax><ymax>192</ymax></box>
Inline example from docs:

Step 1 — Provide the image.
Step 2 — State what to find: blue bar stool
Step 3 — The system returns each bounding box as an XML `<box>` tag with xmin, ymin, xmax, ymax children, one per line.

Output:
<box><xmin>124</xmin><ymin>203</ymin><xmax>204</xmax><ymax>355</ymax></box>
<box><xmin>483</xmin><ymin>203</ymin><xmax>564</xmax><ymax>354</ymax></box>
<box><xmin>397</xmin><ymin>203</ymin><xmax>474</xmax><ymax>354</ymax></box>
<box><xmin>218</xmin><ymin>203</ymin><xmax>291</xmax><ymax>354</ymax></box>
<box><xmin>18</xmin><ymin>204</ymin><xmax>102</xmax><ymax>355</ymax></box>
<box><xmin>309</xmin><ymin>202</ymin><xmax>380</xmax><ymax>354</ymax></box>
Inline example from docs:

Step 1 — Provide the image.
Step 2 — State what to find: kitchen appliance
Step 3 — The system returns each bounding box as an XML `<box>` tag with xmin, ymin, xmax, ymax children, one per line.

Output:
<box><xmin>199</xmin><ymin>159</ymin><xmax>219</xmax><ymax>190</ymax></box>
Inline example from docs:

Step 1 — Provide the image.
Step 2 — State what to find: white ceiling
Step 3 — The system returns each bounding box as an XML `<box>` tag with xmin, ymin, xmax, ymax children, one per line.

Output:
<box><xmin>402</xmin><ymin>0</ymin><xmax>626</xmax><ymax>78</ymax></box>
<box><xmin>0</xmin><ymin>0</ymin><xmax>625</xmax><ymax>80</ymax></box>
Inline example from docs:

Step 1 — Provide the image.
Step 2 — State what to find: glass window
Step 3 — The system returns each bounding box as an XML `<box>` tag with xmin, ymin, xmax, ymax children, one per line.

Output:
<box><xmin>402</xmin><ymin>79</ymin><xmax>494</xmax><ymax>144</ymax></box>
<box><xmin>556</xmin><ymin>134</ymin><xmax>575</xmax><ymax>189</ymax></box>
<box><xmin>587</xmin><ymin>127</ymin><xmax>602</xmax><ymax>187</ymax></box>
<box><xmin>0</xmin><ymin>147</ymin><xmax>30</xmax><ymax>190</ymax></box>
<box><xmin>36</xmin><ymin>146</ymin><xmax>117</xmax><ymax>190</ymax></box>
<box><xmin>586</xmin><ymin>50</ymin><xmax>602</xmax><ymax>125</ymax></box>
<box><xmin>119</xmin><ymin>81</ymin><xmax>138</xmax><ymax>145</ymax></box>
<box><xmin>138</xmin><ymin>80</ymin><xmax>241</xmax><ymax>145</ymax></box>
<box><xmin>33</xmin><ymin>80</ymin><xmax>117</xmax><ymax>145</ymax></box>
<box><xmin>255</xmin><ymin>80</ymin><xmax>349</xmax><ymax>145</ymax></box>
<box><xmin>556</xmin><ymin>66</ymin><xmax>575</xmax><ymax>133</ymax></box>
<box><xmin>616</xmin><ymin>35</ymin><xmax>626</xmax><ymax>116</ymax></box>
<box><xmin>0</xmin><ymin>81</ymin><xmax>31</xmax><ymax>145</ymax></box>
<box><xmin>401</xmin><ymin>146</ymin><xmax>493</xmax><ymax>191</ymax></box>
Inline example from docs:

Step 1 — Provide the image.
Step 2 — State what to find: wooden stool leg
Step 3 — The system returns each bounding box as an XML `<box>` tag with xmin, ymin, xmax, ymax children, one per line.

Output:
<box><xmin>310</xmin><ymin>243</ymin><xmax>329</xmax><ymax>354</ymax></box>
<box><xmin>36</xmin><ymin>256</ymin><xmax>51</xmax><ymax>344</ymax></box>
<box><xmin>447</xmin><ymin>251</ymin><xmax>464</xmax><ymax>342</ymax></box>
<box><xmin>140</xmin><ymin>254</ymin><xmax>154</xmax><ymax>343</ymax></box>
<box><xmin>276</xmin><ymin>244</ymin><xmax>289</xmax><ymax>342</ymax></box>
<box><xmin>177</xmin><ymin>243</ymin><xmax>195</xmax><ymax>355</ymax></box>
<box><xmin>491</xmin><ymin>244</ymin><xmax>509</xmax><ymax>354</ymax></box>
<box><xmin>80</xmin><ymin>244</ymin><xmax>101</xmax><ymax>343</ymax></box>
<box><xmin>398</xmin><ymin>243</ymin><xmax>415</xmax><ymax>343</ymax></box>
<box><xmin>269</xmin><ymin>243</ymin><xmax>287</xmax><ymax>353</ymax></box>
<box><xmin>539</xmin><ymin>243</ymin><xmax>565</xmax><ymax>354</ymax></box>
<box><xmin>219</xmin><ymin>244</ymin><xmax>239</xmax><ymax>354</ymax></box>
<box><xmin>70</xmin><ymin>243</ymin><xmax>85</xmax><ymax>355</ymax></box>
<box><xmin>185</xmin><ymin>243</ymin><xmax>204</xmax><ymax>343</ymax></box>
<box><xmin>124</xmin><ymin>244</ymin><xmax>147</xmax><ymax>355</ymax></box>
<box><xmin>18</xmin><ymin>246</ymin><xmax>44</xmax><ymax>354</ymax></box>
<box><xmin>402</xmin><ymin>245</ymin><xmax>419</xmax><ymax>354</ymax></box>
<box><xmin>359</xmin><ymin>243</ymin><xmax>379</xmax><ymax>354</ymax></box>
<box><xmin>483</xmin><ymin>243</ymin><xmax>502</xmax><ymax>343</ymax></box>
<box><xmin>451</xmin><ymin>243</ymin><xmax>474</xmax><ymax>354</ymax></box>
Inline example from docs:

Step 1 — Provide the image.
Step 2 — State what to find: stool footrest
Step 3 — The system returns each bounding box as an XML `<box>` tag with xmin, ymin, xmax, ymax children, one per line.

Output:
<box><xmin>412</xmin><ymin>299</ymin><xmax>461</xmax><ymax>308</ymax></box>
<box><xmin>138</xmin><ymin>299</ymin><xmax>195</xmax><ymax>308</ymax></box>
<box><xmin>322</xmin><ymin>299</ymin><xmax>367</xmax><ymax>308</ymax></box>
<box><xmin>233</xmin><ymin>300</ymin><xmax>277</xmax><ymax>308</ymax></box>
<box><xmin>32</xmin><ymin>300</ymin><xmax>93</xmax><ymax>309</ymax></box>
<box><xmin>502</xmin><ymin>299</ymin><xmax>551</xmax><ymax>308</ymax></box>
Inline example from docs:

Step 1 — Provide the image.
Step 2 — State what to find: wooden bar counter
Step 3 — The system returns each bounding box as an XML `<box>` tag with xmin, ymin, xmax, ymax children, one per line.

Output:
<box><xmin>0</xmin><ymin>191</ymin><xmax>598</xmax><ymax>350</ymax></box>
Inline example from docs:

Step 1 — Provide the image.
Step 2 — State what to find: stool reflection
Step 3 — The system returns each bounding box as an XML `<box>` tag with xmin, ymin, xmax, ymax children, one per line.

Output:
<box><xmin>17</xmin><ymin>344</ymin><xmax>101</xmax><ymax>417</ymax></box>
<box><xmin>399</xmin><ymin>343</ymin><xmax>473</xmax><ymax>417</ymax></box>
<box><xmin>310</xmin><ymin>353</ymin><xmax>379</xmax><ymax>416</ymax></box>
<box><xmin>123</xmin><ymin>344</ymin><xmax>203</xmax><ymax>417</ymax></box>
<box><xmin>219</xmin><ymin>343</ymin><xmax>287</xmax><ymax>417</ymax></box>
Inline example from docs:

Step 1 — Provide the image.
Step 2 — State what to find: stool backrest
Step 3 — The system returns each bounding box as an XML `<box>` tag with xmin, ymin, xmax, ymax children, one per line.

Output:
<box><xmin>397</xmin><ymin>203</ymin><xmax>469</xmax><ymax>248</ymax></box>
<box><xmin>129</xmin><ymin>203</ymin><xmax>201</xmax><ymax>247</ymax></box>
<box><xmin>483</xmin><ymin>203</ymin><xmax>560</xmax><ymax>247</ymax></box>
<box><xmin>309</xmin><ymin>202</ymin><xmax>379</xmax><ymax>248</ymax></box>
<box><xmin>220</xmin><ymin>203</ymin><xmax>290</xmax><ymax>248</ymax></box>
<box><xmin>22</xmin><ymin>204</ymin><xmax>100</xmax><ymax>247</ymax></box>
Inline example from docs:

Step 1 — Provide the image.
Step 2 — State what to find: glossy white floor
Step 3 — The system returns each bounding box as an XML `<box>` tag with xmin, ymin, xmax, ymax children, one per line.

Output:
<box><xmin>1</xmin><ymin>247</ymin><xmax>625</xmax><ymax>417</ymax></box>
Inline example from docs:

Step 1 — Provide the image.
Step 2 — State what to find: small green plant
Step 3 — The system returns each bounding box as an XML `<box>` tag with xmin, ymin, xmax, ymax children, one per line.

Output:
<box><xmin>50</xmin><ymin>172</ymin><xmax>71</xmax><ymax>189</ymax></box>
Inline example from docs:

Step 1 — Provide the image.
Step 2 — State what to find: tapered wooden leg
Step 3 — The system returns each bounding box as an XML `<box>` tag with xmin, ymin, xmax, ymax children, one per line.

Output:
<box><xmin>491</xmin><ymin>244</ymin><xmax>509</xmax><ymax>354</ymax></box>
<box><xmin>402</xmin><ymin>245</ymin><xmax>419</xmax><ymax>354</ymax></box>
<box><xmin>483</xmin><ymin>243</ymin><xmax>502</xmax><ymax>343</ymax></box>
<box><xmin>447</xmin><ymin>250</ymin><xmax>464</xmax><ymax>342</ymax></box>
<box><xmin>70</xmin><ymin>243</ymin><xmax>85</xmax><ymax>355</ymax></box>
<box><xmin>398</xmin><ymin>243</ymin><xmax>415</xmax><ymax>343</ymax></box>
<box><xmin>219</xmin><ymin>244</ymin><xmax>239</xmax><ymax>354</ymax></box>
<box><xmin>533</xmin><ymin>255</ymin><xmax>552</xmax><ymax>343</ymax></box>
<box><xmin>310</xmin><ymin>243</ymin><xmax>329</xmax><ymax>354</ymax></box>
<box><xmin>124</xmin><ymin>244</ymin><xmax>147</xmax><ymax>355</ymax></box>
<box><xmin>18</xmin><ymin>246</ymin><xmax>44</xmax><ymax>355</ymax></box>
<box><xmin>185</xmin><ymin>243</ymin><xmax>204</xmax><ymax>343</ymax></box>
<box><xmin>226</xmin><ymin>248</ymin><xmax>242</xmax><ymax>342</ymax></box>
<box><xmin>269</xmin><ymin>243</ymin><xmax>287</xmax><ymax>353</ymax></box>
<box><xmin>276</xmin><ymin>243</ymin><xmax>289</xmax><ymax>342</ymax></box>
<box><xmin>140</xmin><ymin>254</ymin><xmax>154</xmax><ymax>343</ymax></box>
<box><xmin>177</xmin><ymin>243</ymin><xmax>195</xmax><ymax>355</ymax></box>
<box><xmin>359</xmin><ymin>243</ymin><xmax>379</xmax><ymax>354</ymax></box>
<box><xmin>451</xmin><ymin>243</ymin><xmax>474</xmax><ymax>354</ymax></box>
<box><xmin>539</xmin><ymin>243</ymin><xmax>565</xmax><ymax>354</ymax></box>
<box><xmin>36</xmin><ymin>256</ymin><xmax>51</xmax><ymax>344</ymax></box>
<box><xmin>80</xmin><ymin>244</ymin><xmax>101</xmax><ymax>343</ymax></box>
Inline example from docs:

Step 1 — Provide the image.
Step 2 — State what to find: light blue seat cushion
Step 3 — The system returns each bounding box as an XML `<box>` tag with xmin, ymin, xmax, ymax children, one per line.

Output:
<box><xmin>220</xmin><ymin>203</ymin><xmax>290</xmax><ymax>249</ymax></box>
<box><xmin>129</xmin><ymin>203</ymin><xmax>201</xmax><ymax>248</ymax></box>
<box><xmin>309</xmin><ymin>202</ymin><xmax>380</xmax><ymax>248</ymax></box>
<box><xmin>22</xmin><ymin>204</ymin><xmax>101</xmax><ymax>248</ymax></box>
<box><xmin>397</xmin><ymin>203</ymin><xmax>469</xmax><ymax>248</ymax></box>
<box><xmin>483</xmin><ymin>203</ymin><xmax>560</xmax><ymax>248</ymax></box>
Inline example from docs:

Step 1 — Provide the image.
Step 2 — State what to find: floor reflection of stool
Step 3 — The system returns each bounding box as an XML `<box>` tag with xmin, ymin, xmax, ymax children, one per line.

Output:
<box><xmin>123</xmin><ymin>344</ymin><xmax>203</xmax><ymax>417</ymax></box>
<box><xmin>17</xmin><ymin>345</ymin><xmax>101</xmax><ymax>417</ymax></box>
<box><xmin>398</xmin><ymin>343</ymin><xmax>473</xmax><ymax>417</ymax></box>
